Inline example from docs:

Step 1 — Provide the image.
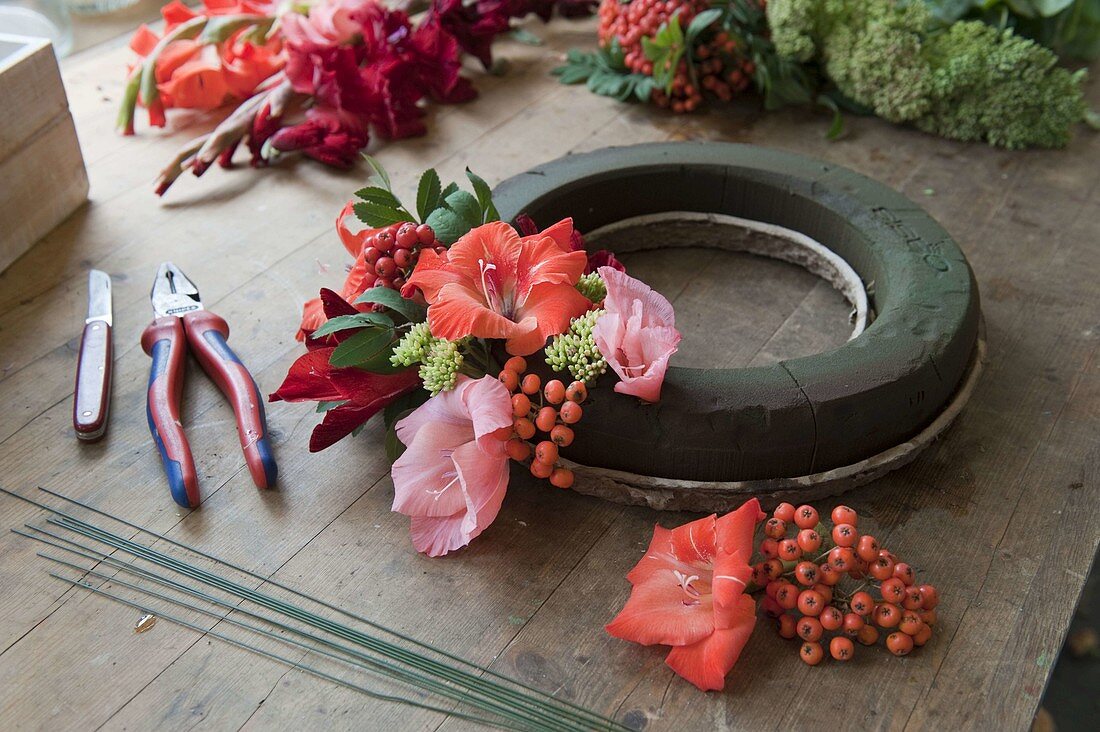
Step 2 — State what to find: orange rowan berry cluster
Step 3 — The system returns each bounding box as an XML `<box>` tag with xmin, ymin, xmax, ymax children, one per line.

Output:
<box><xmin>596</xmin><ymin>0</ymin><xmax>759</xmax><ymax>111</ymax></box>
<box><xmin>498</xmin><ymin>356</ymin><xmax>587</xmax><ymax>489</ymax></box>
<box><xmin>756</xmin><ymin>503</ymin><xmax>940</xmax><ymax>666</ymax></box>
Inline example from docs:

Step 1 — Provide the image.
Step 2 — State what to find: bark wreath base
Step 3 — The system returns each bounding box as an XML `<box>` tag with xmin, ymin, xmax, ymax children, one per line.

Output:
<box><xmin>493</xmin><ymin>142</ymin><xmax>983</xmax><ymax>509</ymax></box>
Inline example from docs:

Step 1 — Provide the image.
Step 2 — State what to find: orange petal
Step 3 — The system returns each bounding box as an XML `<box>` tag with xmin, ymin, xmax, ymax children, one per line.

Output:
<box><xmin>502</xmin><ymin>316</ymin><xmax>550</xmax><ymax>357</ymax></box>
<box><xmin>668</xmin><ymin>514</ymin><xmax>719</xmax><ymax>565</ymax></box>
<box><xmin>515</xmin><ymin>237</ymin><xmax>586</xmax><ymax>296</ymax></box>
<box><xmin>426</xmin><ymin>283</ymin><xmax>520</xmax><ymax>342</ymax></box>
<box><xmin>406</xmin><ymin>248</ymin><xmax>461</xmax><ymax>302</ymax></box>
<box><xmin>130</xmin><ymin>25</ymin><xmax>160</xmax><ymax>57</ymax></box>
<box><xmin>606</xmin><ymin>574</ymin><xmax>715</xmax><ymax>648</ymax></box>
<box><xmin>446</xmin><ymin>221</ymin><xmax>522</xmax><ymax>285</ymax></box>
<box><xmin>528</xmin><ymin>217</ymin><xmax>575</xmax><ymax>252</ymax></box>
<box><xmin>336</xmin><ymin>201</ymin><xmax>375</xmax><ymax>257</ymax></box>
<box><xmin>711</xmin><ymin>549</ymin><xmax>752</xmax><ymax>623</ymax></box>
<box><xmin>513</xmin><ymin>282</ymin><xmax>592</xmax><ymax>347</ymax></box>
<box><xmin>715</xmin><ymin>498</ymin><xmax>764</xmax><ymax>561</ymax></box>
<box><xmin>664</xmin><ymin>594</ymin><xmax>757</xmax><ymax>691</ymax></box>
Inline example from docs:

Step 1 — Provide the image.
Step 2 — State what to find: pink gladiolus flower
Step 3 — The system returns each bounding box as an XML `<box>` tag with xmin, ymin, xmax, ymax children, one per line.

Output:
<box><xmin>391</xmin><ymin>375</ymin><xmax>514</xmax><ymax>557</ymax></box>
<box><xmin>593</xmin><ymin>266</ymin><xmax>681</xmax><ymax>403</ymax></box>
<box><xmin>606</xmin><ymin>499</ymin><xmax>765</xmax><ymax>691</ymax></box>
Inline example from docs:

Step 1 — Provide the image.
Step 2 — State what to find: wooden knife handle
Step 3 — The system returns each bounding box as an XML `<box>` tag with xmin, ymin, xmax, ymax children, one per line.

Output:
<box><xmin>73</xmin><ymin>320</ymin><xmax>112</xmax><ymax>441</ymax></box>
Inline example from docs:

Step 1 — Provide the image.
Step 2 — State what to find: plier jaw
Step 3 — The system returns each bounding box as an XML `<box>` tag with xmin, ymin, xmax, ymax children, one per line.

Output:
<box><xmin>150</xmin><ymin>262</ymin><xmax>203</xmax><ymax>318</ymax></box>
<box><xmin>142</xmin><ymin>262</ymin><xmax>278</xmax><ymax>509</ymax></box>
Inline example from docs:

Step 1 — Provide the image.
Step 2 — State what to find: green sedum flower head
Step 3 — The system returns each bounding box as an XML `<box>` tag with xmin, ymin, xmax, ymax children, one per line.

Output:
<box><xmin>419</xmin><ymin>339</ymin><xmax>465</xmax><ymax>396</ymax></box>
<box><xmin>545</xmin><ymin>309</ymin><xmax>608</xmax><ymax>384</ymax></box>
<box><xmin>391</xmin><ymin>322</ymin><xmax>435</xmax><ymax>367</ymax></box>
<box><xmin>576</xmin><ymin>272</ymin><xmax>607</xmax><ymax>303</ymax></box>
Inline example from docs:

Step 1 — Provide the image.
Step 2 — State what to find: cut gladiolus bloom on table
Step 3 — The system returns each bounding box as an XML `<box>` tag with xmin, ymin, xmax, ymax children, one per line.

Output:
<box><xmin>606</xmin><ymin>498</ymin><xmax>765</xmax><ymax>691</ymax></box>
<box><xmin>391</xmin><ymin>375</ymin><xmax>513</xmax><ymax>556</ymax></box>
<box><xmin>593</xmin><ymin>266</ymin><xmax>681</xmax><ymax>402</ymax></box>
<box><xmin>406</xmin><ymin>219</ymin><xmax>591</xmax><ymax>356</ymax></box>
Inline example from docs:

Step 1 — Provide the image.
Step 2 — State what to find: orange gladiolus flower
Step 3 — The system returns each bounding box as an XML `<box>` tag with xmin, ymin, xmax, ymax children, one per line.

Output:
<box><xmin>606</xmin><ymin>499</ymin><xmax>765</xmax><ymax>691</ymax></box>
<box><xmin>407</xmin><ymin>220</ymin><xmax>591</xmax><ymax>356</ymax></box>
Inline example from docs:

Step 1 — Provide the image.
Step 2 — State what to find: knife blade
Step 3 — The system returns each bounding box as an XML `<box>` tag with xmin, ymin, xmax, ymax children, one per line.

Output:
<box><xmin>73</xmin><ymin>270</ymin><xmax>113</xmax><ymax>441</ymax></box>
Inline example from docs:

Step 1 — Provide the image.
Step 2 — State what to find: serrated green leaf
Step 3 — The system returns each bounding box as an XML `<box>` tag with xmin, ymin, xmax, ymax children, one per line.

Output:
<box><xmin>425</xmin><ymin>207</ymin><xmax>466</xmax><ymax>244</ymax></box>
<box><xmin>415</xmin><ymin>169</ymin><xmax>442</xmax><ymax>223</ymax></box>
<box><xmin>329</xmin><ymin>328</ymin><xmax>395</xmax><ymax>368</ymax></box>
<box><xmin>353</xmin><ymin>201</ymin><xmax>410</xmax><ymax>228</ymax></box>
<box><xmin>445</xmin><ymin>190</ymin><xmax>482</xmax><ymax>229</ymax></box>
<box><xmin>465</xmin><ymin>168</ymin><xmax>499</xmax><ymax>223</ymax></box>
<box><xmin>355</xmin><ymin>286</ymin><xmax>427</xmax><ymax>323</ymax></box>
<box><xmin>354</xmin><ymin>186</ymin><xmax>401</xmax><ymax>207</ymax></box>
<box><xmin>440</xmin><ymin>182</ymin><xmax>460</xmax><ymax>199</ymax></box>
<box><xmin>361</xmin><ymin>153</ymin><xmax>391</xmax><ymax>190</ymax></box>
<box><xmin>310</xmin><ymin>312</ymin><xmax>395</xmax><ymax>338</ymax></box>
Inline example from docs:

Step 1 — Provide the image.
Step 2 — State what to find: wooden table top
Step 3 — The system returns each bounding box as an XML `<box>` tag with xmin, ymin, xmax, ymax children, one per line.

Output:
<box><xmin>1</xmin><ymin>15</ymin><xmax>1098</xmax><ymax>732</ymax></box>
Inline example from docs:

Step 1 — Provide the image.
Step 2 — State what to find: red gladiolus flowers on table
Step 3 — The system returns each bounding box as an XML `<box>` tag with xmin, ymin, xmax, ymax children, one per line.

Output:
<box><xmin>119</xmin><ymin>0</ymin><xmax>595</xmax><ymax>195</ymax></box>
<box><xmin>607</xmin><ymin>498</ymin><xmax>765</xmax><ymax>691</ymax></box>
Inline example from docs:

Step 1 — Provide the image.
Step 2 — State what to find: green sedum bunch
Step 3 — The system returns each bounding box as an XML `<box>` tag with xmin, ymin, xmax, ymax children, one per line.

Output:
<box><xmin>391</xmin><ymin>323</ymin><xmax>466</xmax><ymax>396</ymax></box>
<box><xmin>767</xmin><ymin>0</ymin><xmax>1088</xmax><ymax>148</ymax></box>
<box><xmin>576</xmin><ymin>272</ymin><xmax>607</xmax><ymax>304</ymax></box>
<box><xmin>545</xmin><ymin>309</ymin><xmax>608</xmax><ymax>384</ymax></box>
<box><xmin>419</xmin><ymin>340</ymin><xmax>465</xmax><ymax>396</ymax></box>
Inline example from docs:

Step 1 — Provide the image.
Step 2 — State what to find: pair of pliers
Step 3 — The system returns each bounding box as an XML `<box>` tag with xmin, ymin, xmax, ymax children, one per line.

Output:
<box><xmin>141</xmin><ymin>263</ymin><xmax>277</xmax><ymax>508</ymax></box>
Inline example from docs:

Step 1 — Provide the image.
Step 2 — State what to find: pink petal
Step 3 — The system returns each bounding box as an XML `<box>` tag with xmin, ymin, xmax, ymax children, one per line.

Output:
<box><xmin>458</xmin><ymin>375</ymin><xmax>517</xmax><ymax>448</ymax></box>
<box><xmin>664</xmin><ymin>594</ymin><xmax>757</xmax><ymax>691</ymax></box>
<box><xmin>409</xmin><ymin>440</ymin><xmax>509</xmax><ymax>557</ymax></box>
<box><xmin>599</xmin><ymin>266</ymin><xmax>676</xmax><ymax>328</ymax></box>
<box><xmin>391</xmin><ymin>421</ymin><xmax>472</xmax><ymax>519</ymax></box>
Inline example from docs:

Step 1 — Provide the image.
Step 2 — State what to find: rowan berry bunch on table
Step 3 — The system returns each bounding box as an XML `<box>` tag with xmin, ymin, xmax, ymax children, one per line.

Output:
<box><xmin>595</xmin><ymin>0</ymin><xmax>759</xmax><ymax>111</ymax></box>
<box><xmin>499</xmin><ymin>356</ymin><xmax>588</xmax><ymax>490</ymax></box>
<box><xmin>757</xmin><ymin>503</ymin><xmax>940</xmax><ymax>665</ymax></box>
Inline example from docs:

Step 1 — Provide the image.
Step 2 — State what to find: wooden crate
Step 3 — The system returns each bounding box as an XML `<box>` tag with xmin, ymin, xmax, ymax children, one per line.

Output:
<box><xmin>0</xmin><ymin>33</ymin><xmax>88</xmax><ymax>273</ymax></box>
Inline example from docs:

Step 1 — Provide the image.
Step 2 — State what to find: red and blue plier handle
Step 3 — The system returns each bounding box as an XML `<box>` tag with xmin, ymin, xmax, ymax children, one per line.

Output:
<box><xmin>141</xmin><ymin>310</ymin><xmax>277</xmax><ymax>508</ymax></box>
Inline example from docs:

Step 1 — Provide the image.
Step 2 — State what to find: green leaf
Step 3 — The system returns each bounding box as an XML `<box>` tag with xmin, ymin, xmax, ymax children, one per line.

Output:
<box><xmin>316</xmin><ymin>400</ymin><xmax>347</xmax><ymax>413</ymax></box>
<box><xmin>353</xmin><ymin>201</ymin><xmax>410</xmax><ymax>228</ymax></box>
<box><xmin>354</xmin><ymin>186</ymin><xmax>401</xmax><ymax>207</ymax></box>
<box><xmin>329</xmin><ymin>328</ymin><xmax>395</xmax><ymax>368</ymax></box>
<box><xmin>355</xmin><ymin>286</ymin><xmax>427</xmax><ymax>323</ymax></box>
<box><xmin>361</xmin><ymin>153</ymin><xmax>391</xmax><ymax>190</ymax></box>
<box><xmin>1033</xmin><ymin>0</ymin><xmax>1074</xmax><ymax>17</ymax></box>
<box><xmin>425</xmin><ymin>207</ymin><xmax>466</xmax><ymax>244</ymax></box>
<box><xmin>415</xmin><ymin>169</ymin><xmax>442</xmax><ymax>223</ymax></box>
<box><xmin>440</xmin><ymin>181</ymin><xmax>460</xmax><ymax>199</ymax></box>
<box><xmin>384</xmin><ymin>423</ymin><xmax>406</xmax><ymax>462</ymax></box>
<box><xmin>200</xmin><ymin>16</ymin><xmax>268</xmax><ymax>44</ymax></box>
<box><xmin>510</xmin><ymin>27</ymin><xmax>543</xmax><ymax>45</ymax></box>
<box><xmin>310</xmin><ymin>312</ymin><xmax>395</xmax><ymax>338</ymax></box>
<box><xmin>685</xmin><ymin>8</ymin><xmax>722</xmax><ymax>43</ymax></box>
<box><xmin>444</xmin><ymin>189</ymin><xmax>483</xmax><ymax>228</ymax></box>
<box><xmin>465</xmin><ymin>168</ymin><xmax>500</xmax><ymax>223</ymax></box>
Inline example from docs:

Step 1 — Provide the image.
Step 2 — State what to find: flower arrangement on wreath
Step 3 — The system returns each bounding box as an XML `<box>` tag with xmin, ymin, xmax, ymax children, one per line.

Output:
<box><xmin>554</xmin><ymin>0</ymin><xmax>1097</xmax><ymax>148</ymax></box>
<box><xmin>270</xmin><ymin>157</ymin><xmax>945</xmax><ymax>691</ymax></box>
<box><xmin>120</xmin><ymin>0</ymin><xmax>596</xmax><ymax>195</ymax></box>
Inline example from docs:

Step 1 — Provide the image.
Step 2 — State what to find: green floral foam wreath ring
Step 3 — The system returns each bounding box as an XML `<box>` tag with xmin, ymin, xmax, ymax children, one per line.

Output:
<box><xmin>493</xmin><ymin>143</ymin><xmax>983</xmax><ymax>510</ymax></box>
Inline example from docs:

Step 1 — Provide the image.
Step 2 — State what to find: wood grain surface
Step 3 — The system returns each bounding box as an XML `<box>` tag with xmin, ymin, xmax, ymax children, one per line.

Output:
<box><xmin>0</xmin><ymin>15</ymin><xmax>1097</xmax><ymax>732</ymax></box>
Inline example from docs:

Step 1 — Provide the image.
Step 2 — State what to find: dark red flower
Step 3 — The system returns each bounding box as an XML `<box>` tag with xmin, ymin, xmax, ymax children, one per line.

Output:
<box><xmin>425</xmin><ymin>0</ymin><xmax>510</xmax><ymax>69</ymax></box>
<box><xmin>270</xmin><ymin>348</ymin><xmax>421</xmax><ymax>451</ymax></box>
<box><xmin>270</xmin><ymin>107</ymin><xmax>369</xmax><ymax>167</ymax></box>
